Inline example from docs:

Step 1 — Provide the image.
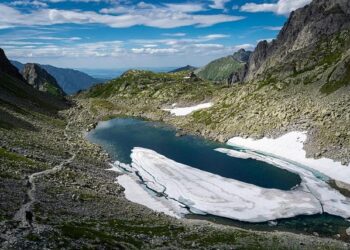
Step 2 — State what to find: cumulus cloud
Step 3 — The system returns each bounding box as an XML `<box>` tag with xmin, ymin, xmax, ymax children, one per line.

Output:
<box><xmin>233</xmin><ymin>43</ymin><xmax>255</xmax><ymax>51</ymax></box>
<box><xmin>2</xmin><ymin>40</ymin><xmax>125</xmax><ymax>58</ymax></box>
<box><xmin>131</xmin><ymin>48</ymin><xmax>179</xmax><ymax>55</ymax></box>
<box><xmin>0</xmin><ymin>2</ymin><xmax>244</xmax><ymax>29</ymax></box>
<box><xmin>201</xmin><ymin>34</ymin><xmax>230</xmax><ymax>39</ymax></box>
<box><xmin>162</xmin><ymin>33</ymin><xmax>187</xmax><ymax>37</ymax></box>
<box><xmin>11</xmin><ymin>0</ymin><xmax>48</xmax><ymax>7</ymax></box>
<box><xmin>240</xmin><ymin>0</ymin><xmax>312</xmax><ymax>15</ymax></box>
<box><xmin>210</xmin><ymin>0</ymin><xmax>230</xmax><ymax>9</ymax></box>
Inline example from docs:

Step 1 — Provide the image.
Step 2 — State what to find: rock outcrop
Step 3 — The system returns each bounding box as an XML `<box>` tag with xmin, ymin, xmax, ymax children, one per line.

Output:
<box><xmin>232</xmin><ymin>49</ymin><xmax>252</xmax><ymax>63</ymax></box>
<box><xmin>11</xmin><ymin>60</ymin><xmax>101</xmax><ymax>95</ymax></box>
<box><xmin>243</xmin><ymin>0</ymin><xmax>350</xmax><ymax>82</ymax></box>
<box><xmin>22</xmin><ymin>63</ymin><xmax>66</xmax><ymax>97</ymax></box>
<box><xmin>0</xmin><ymin>48</ymin><xmax>68</xmax><ymax>122</ymax></box>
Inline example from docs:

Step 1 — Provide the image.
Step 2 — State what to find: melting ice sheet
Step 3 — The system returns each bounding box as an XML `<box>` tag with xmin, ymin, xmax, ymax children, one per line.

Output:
<box><xmin>112</xmin><ymin>147</ymin><xmax>350</xmax><ymax>223</ymax></box>
<box><xmin>227</xmin><ymin>131</ymin><xmax>350</xmax><ymax>186</ymax></box>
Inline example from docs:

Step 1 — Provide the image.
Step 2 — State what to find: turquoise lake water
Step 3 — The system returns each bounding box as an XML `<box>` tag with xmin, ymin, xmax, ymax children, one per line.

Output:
<box><xmin>87</xmin><ymin>118</ymin><xmax>301</xmax><ymax>190</ymax></box>
<box><xmin>87</xmin><ymin>118</ymin><xmax>350</xmax><ymax>239</ymax></box>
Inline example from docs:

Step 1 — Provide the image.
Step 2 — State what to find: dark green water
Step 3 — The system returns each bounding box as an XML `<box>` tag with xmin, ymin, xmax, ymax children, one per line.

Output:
<box><xmin>87</xmin><ymin>118</ymin><xmax>350</xmax><ymax>239</ymax></box>
<box><xmin>87</xmin><ymin>118</ymin><xmax>301</xmax><ymax>190</ymax></box>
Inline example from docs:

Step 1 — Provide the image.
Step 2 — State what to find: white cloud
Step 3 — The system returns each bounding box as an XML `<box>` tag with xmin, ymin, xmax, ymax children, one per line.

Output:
<box><xmin>233</xmin><ymin>43</ymin><xmax>255</xmax><ymax>51</ymax></box>
<box><xmin>263</xmin><ymin>26</ymin><xmax>283</xmax><ymax>31</ymax></box>
<box><xmin>2</xmin><ymin>40</ymin><xmax>124</xmax><ymax>58</ymax></box>
<box><xmin>201</xmin><ymin>34</ymin><xmax>230</xmax><ymax>40</ymax></box>
<box><xmin>240</xmin><ymin>0</ymin><xmax>311</xmax><ymax>15</ymax></box>
<box><xmin>164</xmin><ymin>3</ymin><xmax>205</xmax><ymax>13</ymax></box>
<box><xmin>143</xmin><ymin>44</ymin><xmax>158</xmax><ymax>48</ymax></box>
<box><xmin>131</xmin><ymin>48</ymin><xmax>179</xmax><ymax>55</ymax></box>
<box><xmin>162</xmin><ymin>33</ymin><xmax>187</xmax><ymax>37</ymax></box>
<box><xmin>45</xmin><ymin>0</ymin><xmax>114</xmax><ymax>2</ymax></box>
<box><xmin>210</xmin><ymin>0</ymin><xmax>230</xmax><ymax>9</ymax></box>
<box><xmin>0</xmin><ymin>3</ymin><xmax>244</xmax><ymax>29</ymax></box>
<box><xmin>11</xmin><ymin>0</ymin><xmax>48</xmax><ymax>7</ymax></box>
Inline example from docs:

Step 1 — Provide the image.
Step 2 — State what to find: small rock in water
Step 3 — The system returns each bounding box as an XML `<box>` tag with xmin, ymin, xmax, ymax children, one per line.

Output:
<box><xmin>312</xmin><ymin>232</ymin><xmax>319</xmax><ymax>237</ymax></box>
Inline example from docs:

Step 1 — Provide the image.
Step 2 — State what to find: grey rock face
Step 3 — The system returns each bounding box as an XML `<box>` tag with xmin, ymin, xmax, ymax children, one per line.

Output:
<box><xmin>232</xmin><ymin>49</ymin><xmax>252</xmax><ymax>63</ymax></box>
<box><xmin>22</xmin><ymin>63</ymin><xmax>66</xmax><ymax>97</ymax></box>
<box><xmin>243</xmin><ymin>0</ymin><xmax>350</xmax><ymax>82</ymax></box>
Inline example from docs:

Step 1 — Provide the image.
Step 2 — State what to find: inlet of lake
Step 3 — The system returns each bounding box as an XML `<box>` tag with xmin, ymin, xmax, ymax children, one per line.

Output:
<box><xmin>87</xmin><ymin>118</ymin><xmax>350</xmax><ymax>239</ymax></box>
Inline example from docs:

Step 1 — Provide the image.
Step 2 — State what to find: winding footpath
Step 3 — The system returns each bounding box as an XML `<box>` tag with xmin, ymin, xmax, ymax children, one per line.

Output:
<box><xmin>1</xmin><ymin>109</ymin><xmax>79</xmax><ymax>247</ymax></box>
<box><xmin>13</xmin><ymin>117</ymin><xmax>76</xmax><ymax>227</ymax></box>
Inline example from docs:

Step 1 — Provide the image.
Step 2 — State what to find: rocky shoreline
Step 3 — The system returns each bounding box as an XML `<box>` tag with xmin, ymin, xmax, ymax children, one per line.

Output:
<box><xmin>73</xmin><ymin>98</ymin><xmax>350</xmax><ymax>239</ymax></box>
<box><xmin>1</xmin><ymin>94</ymin><xmax>349</xmax><ymax>248</ymax></box>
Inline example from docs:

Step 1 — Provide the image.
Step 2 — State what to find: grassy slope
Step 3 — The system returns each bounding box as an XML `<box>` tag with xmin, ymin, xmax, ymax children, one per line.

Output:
<box><xmin>196</xmin><ymin>55</ymin><xmax>245</xmax><ymax>82</ymax></box>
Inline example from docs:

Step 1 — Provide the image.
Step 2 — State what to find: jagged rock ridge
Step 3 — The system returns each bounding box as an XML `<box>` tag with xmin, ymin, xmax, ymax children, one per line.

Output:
<box><xmin>11</xmin><ymin>60</ymin><xmax>101</xmax><ymax>95</ymax></box>
<box><xmin>242</xmin><ymin>0</ymin><xmax>350</xmax><ymax>82</ymax></box>
<box><xmin>22</xmin><ymin>63</ymin><xmax>66</xmax><ymax>97</ymax></box>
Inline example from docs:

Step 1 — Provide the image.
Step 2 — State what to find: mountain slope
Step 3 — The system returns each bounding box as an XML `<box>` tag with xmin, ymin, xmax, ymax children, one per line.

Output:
<box><xmin>22</xmin><ymin>63</ymin><xmax>66</xmax><ymax>97</ymax></box>
<box><xmin>0</xmin><ymin>50</ymin><xmax>25</xmax><ymax>83</ymax></box>
<box><xmin>196</xmin><ymin>49</ymin><xmax>251</xmax><ymax>82</ymax></box>
<box><xmin>0</xmin><ymin>49</ymin><xmax>68</xmax><ymax>130</ymax></box>
<box><xmin>11</xmin><ymin>60</ymin><xmax>101</xmax><ymax>94</ymax></box>
<box><xmin>241</xmin><ymin>0</ymin><xmax>350</xmax><ymax>90</ymax></box>
<box><xmin>169</xmin><ymin>65</ymin><xmax>197</xmax><ymax>73</ymax></box>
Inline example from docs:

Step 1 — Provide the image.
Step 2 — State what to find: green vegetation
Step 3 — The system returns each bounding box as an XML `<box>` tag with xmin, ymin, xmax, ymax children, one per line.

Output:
<box><xmin>321</xmin><ymin>62</ymin><xmax>350</xmax><ymax>94</ymax></box>
<box><xmin>0</xmin><ymin>73</ymin><xmax>62</xmax><ymax>112</ymax></box>
<box><xmin>0</xmin><ymin>147</ymin><xmax>49</xmax><ymax>179</ymax></box>
<box><xmin>59</xmin><ymin>219</ymin><xmax>186</xmax><ymax>248</ymax></box>
<box><xmin>84</xmin><ymin>69</ymin><xmax>221</xmax><ymax>105</ymax></box>
<box><xmin>192</xmin><ymin>110</ymin><xmax>214</xmax><ymax>126</ymax></box>
<box><xmin>196</xmin><ymin>55</ymin><xmax>245</xmax><ymax>82</ymax></box>
<box><xmin>0</xmin><ymin>120</ymin><xmax>14</xmax><ymax>129</ymax></box>
<box><xmin>0</xmin><ymin>148</ymin><xmax>35</xmax><ymax>165</ymax></box>
<box><xmin>25</xmin><ymin>233</ymin><xmax>41</xmax><ymax>242</ymax></box>
<box><xmin>45</xmin><ymin>82</ymin><xmax>64</xmax><ymax>97</ymax></box>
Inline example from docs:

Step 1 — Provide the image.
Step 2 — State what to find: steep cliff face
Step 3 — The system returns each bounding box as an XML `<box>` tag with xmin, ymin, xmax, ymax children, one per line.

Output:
<box><xmin>22</xmin><ymin>63</ymin><xmax>66</xmax><ymax>97</ymax></box>
<box><xmin>243</xmin><ymin>0</ymin><xmax>350</xmax><ymax>83</ymax></box>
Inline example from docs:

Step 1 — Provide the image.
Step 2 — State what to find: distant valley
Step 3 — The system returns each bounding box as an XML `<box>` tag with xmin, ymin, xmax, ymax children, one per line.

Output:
<box><xmin>11</xmin><ymin>60</ymin><xmax>103</xmax><ymax>95</ymax></box>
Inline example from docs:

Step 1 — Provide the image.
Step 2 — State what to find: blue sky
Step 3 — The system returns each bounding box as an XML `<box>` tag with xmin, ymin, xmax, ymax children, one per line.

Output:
<box><xmin>0</xmin><ymin>0</ymin><xmax>311</xmax><ymax>69</ymax></box>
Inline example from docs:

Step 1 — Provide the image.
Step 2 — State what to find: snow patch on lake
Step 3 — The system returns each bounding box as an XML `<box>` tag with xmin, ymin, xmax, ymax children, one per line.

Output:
<box><xmin>112</xmin><ymin>147</ymin><xmax>349</xmax><ymax>222</ymax></box>
<box><xmin>216</xmin><ymin>148</ymin><xmax>350</xmax><ymax>219</ymax></box>
<box><xmin>116</xmin><ymin>175</ymin><xmax>186</xmax><ymax>218</ymax></box>
<box><xmin>110</xmin><ymin>139</ymin><xmax>350</xmax><ymax>222</ymax></box>
<box><xmin>163</xmin><ymin>102</ymin><xmax>213</xmax><ymax>116</ymax></box>
<box><xmin>227</xmin><ymin>131</ymin><xmax>350</xmax><ymax>185</ymax></box>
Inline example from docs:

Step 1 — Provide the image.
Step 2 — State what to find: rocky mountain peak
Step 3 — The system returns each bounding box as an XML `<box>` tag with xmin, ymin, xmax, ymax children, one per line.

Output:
<box><xmin>232</xmin><ymin>49</ymin><xmax>252</xmax><ymax>63</ymax></box>
<box><xmin>243</xmin><ymin>0</ymin><xmax>350</xmax><ymax>82</ymax></box>
<box><xmin>22</xmin><ymin>63</ymin><xmax>66</xmax><ymax>97</ymax></box>
<box><xmin>0</xmin><ymin>48</ymin><xmax>26</xmax><ymax>82</ymax></box>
